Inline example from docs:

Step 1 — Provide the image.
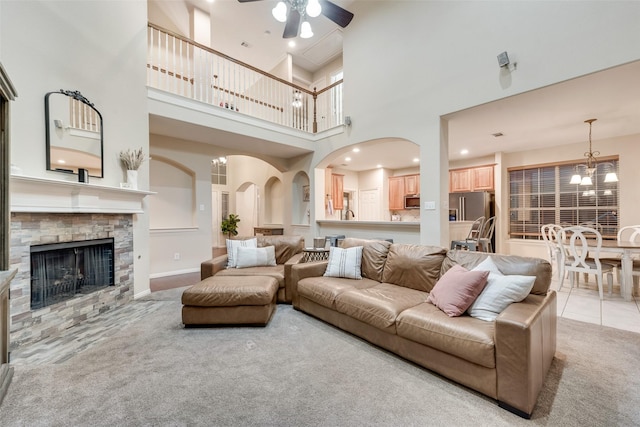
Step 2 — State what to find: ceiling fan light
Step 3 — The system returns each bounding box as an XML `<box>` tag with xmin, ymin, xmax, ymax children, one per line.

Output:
<box><xmin>604</xmin><ymin>172</ymin><xmax>619</xmax><ymax>183</ymax></box>
<box><xmin>300</xmin><ymin>21</ymin><xmax>313</xmax><ymax>38</ymax></box>
<box><xmin>272</xmin><ymin>2</ymin><xmax>287</xmax><ymax>23</ymax></box>
<box><xmin>306</xmin><ymin>0</ymin><xmax>322</xmax><ymax>18</ymax></box>
<box><xmin>570</xmin><ymin>174</ymin><xmax>582</xmax><ymax>185</ymax></box>
<box><xmin>580</xmin><ymin>176</ymin><xmax>593</xmax><ymax>186</ymax></box>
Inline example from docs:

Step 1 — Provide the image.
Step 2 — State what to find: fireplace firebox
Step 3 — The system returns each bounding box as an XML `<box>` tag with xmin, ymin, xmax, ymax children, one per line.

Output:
<box><xmin>30</xmin><ymin>238</ymin><xmax>115</xmax><ymax>310</ymax></box>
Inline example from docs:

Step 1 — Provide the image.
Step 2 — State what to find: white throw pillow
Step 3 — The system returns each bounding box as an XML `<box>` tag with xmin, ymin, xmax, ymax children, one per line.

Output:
<box><xmin>235</xmin><ymin>246</ymin><xmax>277</xmax><ymax>269</ymax></box>
<box><xmin>468</xmin><ymin>256</ymin><xmax>536</xmax><ymax>321</ymax></box>
<box><xmin>324</xmin><ymin>246</ymin><xmax>363</xmax><ymax>279</ymax></box>
<box><xmin>226</xmin><ymin>238</ymin><xmax>257</xmax><ymax>268</ymax></box>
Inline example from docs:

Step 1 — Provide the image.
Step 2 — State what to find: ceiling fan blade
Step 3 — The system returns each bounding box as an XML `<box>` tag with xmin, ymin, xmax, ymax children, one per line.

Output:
<box><xmin>283</xmin><ymin>9</ymin><xmax>301</xmax><ymax>39</ymax></box>
<box><xmin>237</xmin><ymin>0</ymin><xmax>264</xmax><ymax>3</ymax></box>
<box><xmin>319</xmin><ymin>0</ymin><xmax>354</xmax><ymax>28</ymax></box>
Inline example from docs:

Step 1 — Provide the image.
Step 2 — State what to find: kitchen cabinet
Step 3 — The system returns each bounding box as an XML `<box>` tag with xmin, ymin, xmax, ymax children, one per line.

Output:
<box><xmin>405</xmin><ymin>174</ymin><xmax>419</xmax><ymax>195</ymax></box>
<box><xmin>389</xmin><ymin>176</ymin><xmax>405</xmax><ymax>210</ymax></box>
<box><xmin>449</xmin><ymin>165</ymin><xmax>494</xmax><ymax>192</ymax></box>
<box><xmin>471</xmin><ymin>166</ymin><xmax>494</xmax><ymax>191</ymax></box>
<box><xmin>331</xmin><ymin>174</ymin><xmax>344</xmax><ymax>210</ymax></box>
<box><xmin>449</xmin><ymin>169</ymin><xmax>472</xmax><ymax>192</ymax></box>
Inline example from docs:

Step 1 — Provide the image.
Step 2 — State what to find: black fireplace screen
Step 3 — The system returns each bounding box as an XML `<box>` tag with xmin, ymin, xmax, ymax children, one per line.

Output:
<box><xmin>30</xmin><ymin>238</ymin><xmax>114</xmax><ymax>310</ymax></box>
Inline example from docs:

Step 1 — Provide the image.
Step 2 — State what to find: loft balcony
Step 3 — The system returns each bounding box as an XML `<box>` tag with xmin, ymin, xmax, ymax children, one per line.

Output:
<box><xmin>146</xmin><ymin>23</ymin><xmax>344</xmax><ymax>135</ymax></box>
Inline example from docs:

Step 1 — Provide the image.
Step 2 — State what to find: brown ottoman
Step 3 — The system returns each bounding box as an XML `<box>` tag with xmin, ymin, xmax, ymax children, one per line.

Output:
<box><xmin>181</xmin><ymin>275</ymin><xmax>278</xmax><ymax>326</ymax></box>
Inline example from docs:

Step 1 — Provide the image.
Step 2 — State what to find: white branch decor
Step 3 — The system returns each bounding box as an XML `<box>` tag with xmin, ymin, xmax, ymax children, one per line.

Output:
<box><xmin>119</xmin><ymin>148</ymin><xmax>146</xmax><ymax>170</ymax></box>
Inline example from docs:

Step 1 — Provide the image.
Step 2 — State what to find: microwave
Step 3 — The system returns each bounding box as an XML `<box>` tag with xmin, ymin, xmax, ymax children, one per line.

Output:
<box><xmin>404</xmin><ymin>195</ymin><xmax>420</xmax><ymax>209</ymax></box>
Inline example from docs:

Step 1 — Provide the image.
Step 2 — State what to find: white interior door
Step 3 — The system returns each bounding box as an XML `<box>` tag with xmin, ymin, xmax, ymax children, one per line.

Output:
<box><xmin>359</xmin><ymin>189</ymin><xmax>380</xmax><ymax>221</ymax></box>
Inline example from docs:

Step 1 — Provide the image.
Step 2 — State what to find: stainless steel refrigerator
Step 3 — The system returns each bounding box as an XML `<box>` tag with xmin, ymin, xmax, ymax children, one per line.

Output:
<box><xmin>449</xmin><ymin>192</ymin><xmax>494</xmax><ymax>222</ymax></box>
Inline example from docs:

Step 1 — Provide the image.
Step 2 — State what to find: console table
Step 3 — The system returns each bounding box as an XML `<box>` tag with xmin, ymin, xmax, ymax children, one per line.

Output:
<box><xmin>254</xmin><ymin>227</ymin><xmax>284</xmax><ymax>236</ymax></box>
<box><xmin>302</xmin><ymin>248</ymin><xmax>330</xmax><ymax>262</ymax></box>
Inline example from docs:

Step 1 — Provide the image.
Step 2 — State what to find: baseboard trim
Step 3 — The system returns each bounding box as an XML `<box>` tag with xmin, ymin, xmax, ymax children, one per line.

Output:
<box><xmin>149</xmin><ymin>268</ymin><xmax>199</xmax><ymax>279</ymax></box>
<box><xmin>133</xmin><ymin>289</ymin><xmax>151</xmax><ymax>300</ymax></box>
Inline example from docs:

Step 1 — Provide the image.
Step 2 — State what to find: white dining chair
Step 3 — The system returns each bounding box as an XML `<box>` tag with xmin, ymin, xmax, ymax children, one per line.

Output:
<box><xmin>618</xmin><ymin>225</ymin><xmax>640</xmax><ymax>294</ymax></box>
<box><xmin>558</xmin><ymin>226</ymin><xmax>616</xmax><ymax>299</ymax></box>
<box><xmin>541</xmin><ymin>224</ymin><xmax>565</xmax><ymax>279</ymax></box>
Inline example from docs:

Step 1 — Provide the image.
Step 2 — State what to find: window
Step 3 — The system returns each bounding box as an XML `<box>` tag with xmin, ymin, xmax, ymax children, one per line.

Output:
<box><xmin>221</xmin><ymin>192</ymin><xmax>229</xmax><ymax>221</ymax></box>
<box><xmin>509</xmin><ymin>158</ymin><xmax>619</xmax><ymax>239</ymax></box>
<box><xmin>211</xmin><ymin>158</ymin><xmax>227</xmax><ymax>185</ymax></box>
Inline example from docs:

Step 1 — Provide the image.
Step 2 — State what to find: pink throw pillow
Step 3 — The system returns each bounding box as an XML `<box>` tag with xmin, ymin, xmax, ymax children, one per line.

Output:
<box><xmin>428</xmin><ymin>265</ymin><xmax>489</xmax><ymax>317</ymax></box>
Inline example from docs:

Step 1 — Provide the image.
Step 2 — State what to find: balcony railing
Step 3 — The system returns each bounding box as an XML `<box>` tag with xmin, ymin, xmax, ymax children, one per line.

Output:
<box><xmin>147</xmin><ymin>23</ymin><xmax>343</xmax><ymax>133</ymax></box>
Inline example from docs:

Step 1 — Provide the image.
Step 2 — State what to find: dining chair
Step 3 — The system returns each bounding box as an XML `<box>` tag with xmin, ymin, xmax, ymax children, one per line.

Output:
<box><xmin>541</xmin><ymin>224</ymin><xmax>565</xmax><ymax>278</ymax></box>
<box><xmin>450</xmin><ymin>216</ymin><xmax>485</xmax><ymax>251</ymax></box>
<box><xmin>618</xmin><ymin>225</ymin><xmax>640</xmax><ymax>294</ymax></box>
<box><xmin>478</xmin><ymin>216</ymin><xmax>495</xmax><ymax>253</ymax></box>
<box><xmin>558</xmin><ymin>226</ymin><xmax>616</xmax><ymax>299</ymax></box>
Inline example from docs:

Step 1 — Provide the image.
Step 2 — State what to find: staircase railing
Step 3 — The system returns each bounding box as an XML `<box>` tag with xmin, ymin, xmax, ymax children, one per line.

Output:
<box><xmin>147</xmin><ymin>23</ymin><xmax>344</xmax><ymax>133</ymax></box>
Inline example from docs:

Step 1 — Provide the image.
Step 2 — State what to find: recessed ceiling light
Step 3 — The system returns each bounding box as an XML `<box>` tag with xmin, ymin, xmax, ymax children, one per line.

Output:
<box><xmin>288</xmin><ymin>41</ymin><xmax>296</xmax><ymax>48</ymax></box>
<box><xmin>413</xmin><ymin>158</ymin><xmax>419</xmax><ymax>163</ymax></box>
<box><xmin>206</xmin><ymin>0</ymin><xmax>214</xmax><ymax>3</ymax></box>
<box><xmin>345</xmin><ymin>157</ymin><xmax>351</xmax><ymax>161</ymax></box>
<box><xmin>377</xmin><ymin>164</ymin><xmax>382</xmax><ymax>168</ymax></box>
<box><xmin>58</xmin><ymin>159</ymin><xmax>66</xmax><ymax>164</ymax></box>
<box><xmin>460</xmin><ymin>149</ymin><xmax>469</xmax><ymax>155</ymax></box>
<box><xmin>352</xmin><ymin>148</ymin><xmax>360</xmax><ymax>153</ymax></box>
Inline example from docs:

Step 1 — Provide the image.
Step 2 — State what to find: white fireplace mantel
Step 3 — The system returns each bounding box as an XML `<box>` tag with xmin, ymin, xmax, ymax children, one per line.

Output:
<box><xmin>10</xmin><ymin>175</ymin><xmax>154</xmax><ymax>214</ymax></box>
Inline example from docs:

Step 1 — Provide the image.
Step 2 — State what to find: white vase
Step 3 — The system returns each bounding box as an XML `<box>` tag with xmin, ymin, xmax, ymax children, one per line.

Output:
<box><xmin>126</xmin><ymin>169</ymin><xmax>138</xmax><ymax>190</ymax></box>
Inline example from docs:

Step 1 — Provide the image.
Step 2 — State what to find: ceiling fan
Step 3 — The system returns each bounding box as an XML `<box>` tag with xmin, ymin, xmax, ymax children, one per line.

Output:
<box><xmin>238</xmin><ymin>0</ymin><xmax>354</xmax><ymax>39</ymax></box>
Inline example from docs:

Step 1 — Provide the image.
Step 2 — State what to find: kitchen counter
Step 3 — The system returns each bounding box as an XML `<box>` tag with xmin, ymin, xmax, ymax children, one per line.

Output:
<box><xmin>316</xmin><ymin>220</ymin><xmax>420</xmax><ymax>244</ymax></box>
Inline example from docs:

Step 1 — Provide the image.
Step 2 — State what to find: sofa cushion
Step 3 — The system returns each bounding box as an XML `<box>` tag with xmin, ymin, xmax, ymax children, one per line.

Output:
<box><xmin>324</xmin><ymin>246</ymin><xmax>363</xmax><ymax>279</ymax></box>
<box><xmin>334</xmin><ymin>283</ymin><xmax>429</xmax><ymax>333</ymax></box>
<box><xmin>235</xmin><ymin>246</ymin><xmax>277</xmax><ymax>269</ymax></box>
<box><xmin>468</xmin><ymin>257</ymin><xmax>536</xmax><ymax>321</ymax></box>
<box><xmin>341</xmin><ymin>238</ymin><xmax>392</xmax><ymax>282</ymax></box>
<box><xmin>442</xmin><ymin>250</ymin><xmax>551</xmax><ymax>295</ymax></box>
<box><xmin>396</xmin><ymin>302</ymin><xmax>496</xmax><ymax>368</ymax></box>
<box><xmin>381</xmin><ymin>244</ymin><xmax>447</xmax><ymax>292</ymax></box>
<box><xmin>297</xmin><ymin>276</ymin><xmax>379</xmax><ymax>309</ymax></box>
<box><xmin>216</xmin><ymin>264</ymin><xmax>285</xmax><ymax>289</ymax></box>
<box><xmin>257</xmin><ymin>235</ymin><xmax>304</xmax><ymax>265</ymax></box>
<box><xmin>226</xmin><ymin>238</ymin><xmax>257</xmax><ymax>268</ymax></box>
<box><xmin>428</xmin><ymin>265</ymin><xmax>488</xmax><ymax>317</ymax></box>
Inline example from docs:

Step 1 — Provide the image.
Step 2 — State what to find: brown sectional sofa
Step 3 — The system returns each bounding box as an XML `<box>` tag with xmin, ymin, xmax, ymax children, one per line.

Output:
<box><xmin>200</xmin><ymin>235</ymin><xmax>304</xmax><ymax>303</ymax></box>
<box><xmin>291</xmin><ymin>238</ymin><xmax>557</xmax><ymax>418</ymax></box>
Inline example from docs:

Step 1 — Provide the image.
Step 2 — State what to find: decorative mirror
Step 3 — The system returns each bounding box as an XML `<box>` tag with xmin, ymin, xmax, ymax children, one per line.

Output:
<box><xmin>45</xmin><ymin>90</ymin><xmax>103</xmax><ymax>178</ymax></box>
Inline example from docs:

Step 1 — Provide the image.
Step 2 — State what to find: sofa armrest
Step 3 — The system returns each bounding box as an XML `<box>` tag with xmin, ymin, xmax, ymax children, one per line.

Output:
<box><xmin>495</xmin><ymin>291</ymin><xmax>557</xmax><ymax>418</ymax></box>
<box><xmin>290</xmin><ymin>261</ymin><xmax>329</xmax><ymax>306</ymax></box>
<box><xmin>283</xmin><ymin>252</ymin><xmax>305</xmax><ymax>302</ymax></box>
<box><xmin>200</xmin><ymin>255</ymin><xmax>228</xmax><ymax>280</ymax></box>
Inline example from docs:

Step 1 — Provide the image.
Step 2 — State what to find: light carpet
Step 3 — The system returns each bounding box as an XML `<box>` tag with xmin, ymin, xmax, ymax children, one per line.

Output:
<box><xmin>0</xmin><ymin>287</ymin><xmax>639</xmax><ymax>426</ymax></box>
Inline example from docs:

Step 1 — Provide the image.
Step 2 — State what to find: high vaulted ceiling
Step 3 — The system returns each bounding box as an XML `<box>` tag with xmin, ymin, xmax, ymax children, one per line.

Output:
<box><xmin>150</xmin><ymin>2</ymin><xmax>640</xmax><ymax>172</ymax></box>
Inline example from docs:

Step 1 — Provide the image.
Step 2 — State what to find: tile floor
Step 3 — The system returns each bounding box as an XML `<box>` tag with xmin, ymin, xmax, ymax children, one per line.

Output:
<box><xmin>551</xmin><ymin>272</ymin><xmax>640</xmax><ymax>334</ymax></box>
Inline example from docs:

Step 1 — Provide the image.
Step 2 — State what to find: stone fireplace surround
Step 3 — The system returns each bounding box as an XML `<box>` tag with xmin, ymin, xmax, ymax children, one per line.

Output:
<box><xmin>8</xmin><ymin>175</ymin><xmax>151</xmax><ymax>349</ymax></box>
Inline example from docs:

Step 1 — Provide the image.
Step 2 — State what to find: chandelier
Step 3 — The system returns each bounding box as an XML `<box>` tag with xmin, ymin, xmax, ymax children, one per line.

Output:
<box><xmin>569</xmin><ymin>118</ymin><xmax>618</xmax><ymax>186</ymax></box>
<box><xmin>272</xmin><ymin>0</ymin><xmax>322</xmax><ymax>39</ymax></box>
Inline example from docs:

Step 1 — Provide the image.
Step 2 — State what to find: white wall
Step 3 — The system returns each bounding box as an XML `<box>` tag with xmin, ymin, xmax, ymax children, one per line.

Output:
<box><xmin>335</xmin><ymin>0</ymin><xmax>640</xmax><ymax>247</ymax></box>
<box><xmin>149</xmin><ymin>134</ymin><xmax>217</xmax><ymax>276</ymax></box>
<box><xmin>1</xmin><ymin>0</ymin><xmax>150</xmax><ymax>296</ymax></box>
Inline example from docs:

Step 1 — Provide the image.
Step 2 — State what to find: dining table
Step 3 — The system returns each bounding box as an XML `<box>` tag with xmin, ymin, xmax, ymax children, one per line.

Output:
<box><xmin>595</xmin><ymin>239</ymin><xmax>640</xmax><ymax>301</ymax></box>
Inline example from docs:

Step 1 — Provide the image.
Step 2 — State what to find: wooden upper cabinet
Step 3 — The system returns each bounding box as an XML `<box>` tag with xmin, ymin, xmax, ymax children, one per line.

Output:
<box><xmin>389</xmin><ymin>176</ymin><xmax>405</xmax><ymax>210</ymax></box>
<box><xmin>331</xmin><ymin>174</ymin><xmax>344</xmax><ymax>210</ymax></box>
<box><xmin>472</xmin><ymin>165</ymin><xmax>494</xmax><ymax>191</ymax></box>
<box><xmin>450</xmin><ymin>165</ymin><xmax>494</xmax><ymax>192</ymax></box>
<box><xmin>405</xmin><ymin>174</ymin><xmax>419</xmax><ymax>195</ymax></box>
<box><xmin>449</xmin><ymin>169</ymin><xmax>472</xmax><ymax>192</ymax></box>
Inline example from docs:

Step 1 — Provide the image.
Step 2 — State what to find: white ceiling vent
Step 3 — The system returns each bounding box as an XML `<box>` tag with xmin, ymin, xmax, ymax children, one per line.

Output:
<box><xmin>301</xmin><ymin>29</ymin><xmax>343</xmax><ymax>66</ymax></box>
